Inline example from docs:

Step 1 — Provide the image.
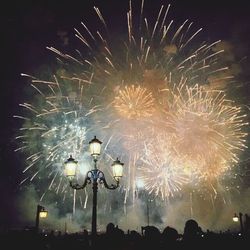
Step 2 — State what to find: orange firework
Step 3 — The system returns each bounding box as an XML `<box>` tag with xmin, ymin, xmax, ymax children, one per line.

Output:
<box><xmin>113</xmin><ymin>84</ymin><xmax>156</xmax><ymax>119</ymax></box>
<box><xmin>162</xmin><ymin>83</ymin><xmax>248</xmax><ymax>182</ymax></box>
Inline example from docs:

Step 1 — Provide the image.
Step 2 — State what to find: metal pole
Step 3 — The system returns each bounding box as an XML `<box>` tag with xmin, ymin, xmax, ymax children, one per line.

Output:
<box><xmin>239</xmin><ymin>212</ymin><xmax>244</xmax><ymax>234</ymax></box>
<box><xmin>91</xmin><ymin>158</ymin><xmax>98</xmax><ymax>237</ymax></box>
<box><xmin>35</xmin><ymin>205</ymin><xmax>42</xmax><ymax>233</ymax></box>
<box><xmin>92</xmin><ymin>180</ymin><xmax>98</xmax><ymax>236</ymax></box>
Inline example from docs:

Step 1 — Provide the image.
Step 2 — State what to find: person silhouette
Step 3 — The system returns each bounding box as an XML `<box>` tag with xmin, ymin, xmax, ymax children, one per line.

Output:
<box><xmin>183</xmin><ymin>219</ymin><xmax>202</xmax><ymax>241</ymax></box>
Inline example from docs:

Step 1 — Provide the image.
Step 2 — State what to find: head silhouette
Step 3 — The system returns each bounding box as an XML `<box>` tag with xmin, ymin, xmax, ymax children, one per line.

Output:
<box><xmin>162</xmin><ymin>226</ymin><xmax>179</xmax><ymax>242</ymax></box>
<box><xmin>106</xmin><ymin>222</ymin><xmax>115</xmax><ymax>234</ymax></box>
<box><xmin>183</xmin><ymin>219</ymin><xmax>200</xmax><ymax>240</ymax></box>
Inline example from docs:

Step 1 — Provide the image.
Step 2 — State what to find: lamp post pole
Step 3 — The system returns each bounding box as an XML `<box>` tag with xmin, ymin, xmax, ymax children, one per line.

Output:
<box><xmin>239</xmin><ymin>212</ymin><xmax>244</xmax><ymax>234</ymax></box>
<box><xmin>92</xmin><ymin>159</ymin><xmax>98</xmax><ymax>236</ymax></box>
<box><xmin>92</xmin><ymin>180</ymin><xmax>98</xmax><ymax>236</ymax></box>
<box><xmin>64</xmin><ymin>136</ymin><xmax>124</xmax><ymax>238</ymax></box>
<box><xmin>35</xmin><ymin>205</ymin><xmax>42</xmax><ymax>233</ymax></box>
<box><xmin>35</xmin><ymin>205</ymin><xmax>48</xmax><ymax>234</ymax></box>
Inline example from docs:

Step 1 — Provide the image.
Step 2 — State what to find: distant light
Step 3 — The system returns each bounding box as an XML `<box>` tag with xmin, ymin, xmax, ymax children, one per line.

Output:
<box><xmin>39</xmin><ymin>210</ymin><xmax>48</xmax><ymax>218</ymax></box>
<box><xmin>233</xmin><ymin>213</ymin><xmax>239</xmax><ymax>222</ymax></box>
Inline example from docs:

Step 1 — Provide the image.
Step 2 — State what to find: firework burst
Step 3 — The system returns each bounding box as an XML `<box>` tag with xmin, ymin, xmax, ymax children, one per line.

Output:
<box><xmin>14</xmin><ymin>0</ymin><xmax>248</xmax><ymax>211</ymax></box>
<box><xmin>113</xmin><ymin>84</ymin><xmax>155</xmax><ymax>119</ymax></box>
<box><xmin>137</xmin><ymin>133</ymin><xmax>190</xmax><ymax>200</ymax></box>
<box><xmin>160</xmin><ymin>83</ymin><xmax>248</xmax><ymax>183</ymax></box>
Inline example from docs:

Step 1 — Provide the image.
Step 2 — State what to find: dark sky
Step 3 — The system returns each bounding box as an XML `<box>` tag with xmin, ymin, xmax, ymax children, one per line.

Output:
<box><xmin>1</xmin><ymin>0</ymin><xmax>250</xmax><ymax>229</ymax></box>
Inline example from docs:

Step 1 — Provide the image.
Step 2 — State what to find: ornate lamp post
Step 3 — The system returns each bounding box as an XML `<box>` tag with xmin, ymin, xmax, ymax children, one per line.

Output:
<box><xmin>64</xmin><ymin>136</ymin><xmax>124</xmax><ymax>236</ymax></box>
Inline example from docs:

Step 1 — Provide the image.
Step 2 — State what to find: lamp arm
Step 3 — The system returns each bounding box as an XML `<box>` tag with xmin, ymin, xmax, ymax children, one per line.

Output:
<box><xmin>69</xmin><ymin>171</ymin><xmax>92</xmax><ymax>190</ymax></box>
<box><xmin>100</xmin><ymin>176</ymin><xmax>119</xmax><ymax>190</ymax></box>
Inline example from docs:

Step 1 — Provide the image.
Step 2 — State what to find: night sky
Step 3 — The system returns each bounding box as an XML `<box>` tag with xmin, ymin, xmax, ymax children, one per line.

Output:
<box><xmin>1</xmin><ymin>0</ymin><xmax>250</xmax><ymax>232</ymax></box>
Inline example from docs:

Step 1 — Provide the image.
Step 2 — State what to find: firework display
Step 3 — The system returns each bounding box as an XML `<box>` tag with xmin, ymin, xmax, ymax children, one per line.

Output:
<box><xmin>14</xmin><ymin>0</ymin><xmax>248</xmax><ymax>221</ymax></box>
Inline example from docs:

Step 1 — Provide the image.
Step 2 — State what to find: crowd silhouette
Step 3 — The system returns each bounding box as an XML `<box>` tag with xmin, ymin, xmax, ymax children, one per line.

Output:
<box><xmin>1</xmin><ymin>218</ymin><xmax>250</xmax><ymax>250</ymax></box>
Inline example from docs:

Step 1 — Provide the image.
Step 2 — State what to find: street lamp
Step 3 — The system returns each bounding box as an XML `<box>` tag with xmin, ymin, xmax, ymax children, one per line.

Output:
<box><xmin>233</xmin><ymin>212</ymin><xmax>244</xmax><ymax>234</ymax></box>
<box><xmin>64</xmin><ymin>136</ymin><xmax>124</xmax><ymax>237</ymax></box>
<box><xmin>35</xmin><ymin>204</ymin><xmax>48</xmax><ymax>233</ymax></box>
